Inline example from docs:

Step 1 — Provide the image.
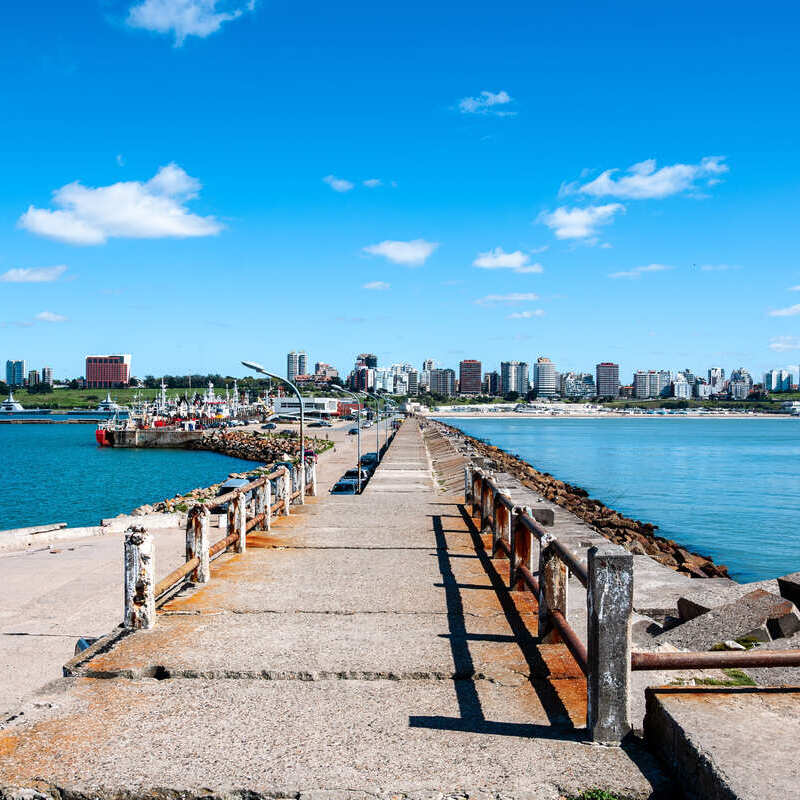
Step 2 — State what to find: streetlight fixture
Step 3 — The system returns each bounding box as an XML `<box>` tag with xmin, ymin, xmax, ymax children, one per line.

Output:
<box><xmin>241</xmin><ymin>360</ymin><xmax>305</xmax><ymax>504</ymax></box>
<box><xmin>362</xmin><ymin>390</ymin><xmax>383</xmax><ymax>459</ymax></box>
<box><xmin>330</xmin><ymin>385</ymin><xmax>362</xmax><ymax>493</ymax></box>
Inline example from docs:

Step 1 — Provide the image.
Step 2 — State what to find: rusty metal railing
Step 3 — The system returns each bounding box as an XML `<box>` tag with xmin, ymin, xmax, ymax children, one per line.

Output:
<box><xmin>124</xmin><ymin>458</ymin><xmax>318</xmax><ymax>630</ymax></box>
<box><xmin>464</xmin><ymin>462</ymin><xmax>800</xmax><ymax>745</ymax></box>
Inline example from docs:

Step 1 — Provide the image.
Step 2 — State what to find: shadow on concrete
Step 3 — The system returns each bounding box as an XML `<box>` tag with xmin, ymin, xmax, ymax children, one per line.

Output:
<box><xmin>408</xmin><ymin>508</ymin><xmax>579</xmax><ymax>740</ymax></box>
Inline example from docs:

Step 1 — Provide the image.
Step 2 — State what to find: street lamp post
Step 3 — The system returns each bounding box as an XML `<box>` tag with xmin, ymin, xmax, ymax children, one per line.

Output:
<box><xmin>331</xmin><ymin>385</ymin><xmax>362</xmax><ymax>493</ymax></box>
<box><xmin>241</xmin><ymin>360</ymin><xmax>305</xmax><ymax>504</ymax></box>
<box><xmin>363</xmin><ymin>391</ymin><xmax>382</xmax><ymax>458</ymax></box>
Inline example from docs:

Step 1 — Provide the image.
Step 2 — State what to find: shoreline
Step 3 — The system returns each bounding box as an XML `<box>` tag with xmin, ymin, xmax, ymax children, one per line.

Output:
<box><xmin>431</xmin><ymin>417</ymin><xmax>731</xmax><ymax>581</ymax></box>
<box><xmin>429</xmin><ymin>411</ymin><xmax>795</xmax><ymax>419</ymax></box>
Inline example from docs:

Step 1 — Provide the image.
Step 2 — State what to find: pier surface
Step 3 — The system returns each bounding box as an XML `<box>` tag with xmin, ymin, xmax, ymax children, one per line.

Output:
<box><xmin>0</xmin><ymin>420</ymin><xmax>668</xmax><ymax>799</ymax></box>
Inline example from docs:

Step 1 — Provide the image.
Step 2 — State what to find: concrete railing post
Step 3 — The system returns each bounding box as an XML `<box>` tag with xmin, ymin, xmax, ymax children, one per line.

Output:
<box><xmin>538</xmin><ymin>533</ymin><xmax>568</xmax><ymax>643</ymax></box>
<box><xmin>186</xmin><ymin>506</ymin><xmax>210</xmax><ymax>583</ymax></box>
<box><xmin>123</xmin><ymin>526</ymin><xmax>155</xmax><ymax>630</ymax></box>
<box><xmin>309</xmin><ymin>461</ymin><xmax>317</xmax><ymax>496</ymax></box>
<box><xmin>587</xmin><ymin>545</ymin><xmax>634</xmax><ymax>744</ymax></box>
<box><xmin>235</xmin><ymin>492</ymin><xmax>247</xmax><ymax>553</ymax></box>
<box><xmin>282</xmin><ymin>468</ymin><xmax>291</xmax><ymax>516</ymax></box>
<box><xmin>264</xmin><ymin>479</ymin><xmax>272</xmax><ymax>530</ymax></box>
<box><xmin>464</xmin><ymin>464</ymin><xmax>472</xmax><ymax>503</ymax></box>
<box><xmin>255</xmin><ymin>483</ymin><xmax>267</xmax><ymax>530</ymax></box>
<box><xmin>226</xmin><ymin>499</ymin><xmax>237</xmax><ymax>549</ymax></box>
<box><xmin>510</xmin><ymin>507</ymin><xmax>531</xmax><ymax>590</ymax></box>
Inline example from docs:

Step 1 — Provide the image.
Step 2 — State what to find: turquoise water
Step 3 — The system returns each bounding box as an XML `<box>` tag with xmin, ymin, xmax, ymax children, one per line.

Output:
<box><xmin>0</xmin><ymin>425</ymin><xmax>257</xmax><ymax>531</ymax></box>
<box><xmin>439</xmin><ymin>417</ymin><xmax>800</xmax><ymax>582</ymax></box>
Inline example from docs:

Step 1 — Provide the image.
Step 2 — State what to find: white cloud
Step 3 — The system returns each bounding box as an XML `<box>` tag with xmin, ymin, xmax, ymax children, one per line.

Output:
<box><xmin>362</xmin><ymin>281</ymin><xmax>390</xmax><ymax>290</ymax></box>
<box><xmin>473</xmin><ymin>247</ymin><xmax>543</xmax><ymax>274</ymax></box>
<box><xmin>565</xmin><ymin>156</ymin><xmax>728</xmax><ymax>200</ymax></box>
<box><xmin>323</xmin><ymin>174</ymin><xmax>354</xmax><ymax>193</ymax></box>
<box><xmin>18</xmin><ymin>164</ymin><xmax>222</xmax><ymax>245</ymax></box>
<box><xmin>363</xmin><ymin>179</ymin><xmax>382</xmax><ymax>188</ymax></box>
<box><xmin>769</xmin><ymin>336</ymin><xmax>800</xmax><ymax>352</ymax></box>
<box><xmin>507</xmin><ymin>310</ymin><xmax>544</xmax><ymax>319</ymax></box>
<box><xmin>538</xmin><ymin>204</ymin><xmax>624</xmax><ymax>239</ymax></box>
<box><xmin>700</xmin><ymin>264</ymin><xmax>740</xmax><ymax>272</ymax></box>
<box><xmin>363</xmin><ymin>239</ymin><xmax>438</xmax><ymax>267</ymax></box>
<box><xmin>127</xmin><ymin>0</ymin><xmax>256</xmax><ymax>46</ymax></box>
<box><xmin>609</xmin><ymin>263</ymin><xmax>673</xmax><ymax>279</ymax></box>
<box><xmin>475</xmin><ymin>292</ymin><xmax>539</xmax><ymax>305</ymax></box>
<box><xmin>116</xmin><ymin>154</ymin><xmax>125</xmax><ymax>167</ymax></box>
<box><xmin>789</xmin><ymin>285</ymin><xmax>800</xmax><ymax>291</ymax></box>
<box><xmin>768</xmin><ymin>303</ymin><xmax>800</xmax><ymax>317</ymax></box>
<box><xmin>458</xmin><ymin>90</ymin><xmax>515</xmax><ymax>116</ymax></box>
<box><xmin>35</xmin><ymin>311</ymin><xmax>68</xmax><ymax>323</ymax></box>
<box><xmin>0</xmin><ymin>265</ymin><xmax>67</xmax><ymax>283</ymax></box>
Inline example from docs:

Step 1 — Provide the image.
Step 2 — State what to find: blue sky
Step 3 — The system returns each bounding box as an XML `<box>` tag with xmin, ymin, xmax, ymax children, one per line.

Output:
<box><xmin>1</xmin><ymin>0</ymin><xmax>799</xmax><ymax>382</ymax></box>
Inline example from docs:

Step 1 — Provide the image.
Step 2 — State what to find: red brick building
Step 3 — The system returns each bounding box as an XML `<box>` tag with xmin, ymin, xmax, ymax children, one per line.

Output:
<box><xmin>85</xmin><ymin>354</ymin><xmax>131</xmax><ymax>388</ymax></box>
<box><xmin>459</xmin><ymin>359</ymin><xmax>482</xmax><ymax>394</ymax></box>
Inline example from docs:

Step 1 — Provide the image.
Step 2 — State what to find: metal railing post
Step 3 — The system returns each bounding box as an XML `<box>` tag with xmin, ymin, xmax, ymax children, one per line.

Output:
<box><xmin>587</xmin><ymin>545</ymin><xmax>633</xmax><ymax>744</ymax></box>
<box><xmin>538</xmin><ymin>532</ymin><xmax>568</xmax><ymax>643</ymax></box>
<box><xmin>235</xmin><ymin>493</ymin><xmax>247</xmax><ymax>553</ymax></box>
<box><xmin>123</xmin><ymin>526</ymin><xmax>155</xmax><ymax>630</ymax></box>
<box><xmin>186</xmin><ymin>506</ymin><xmax>210</xmax><ymax>583</ymax></box>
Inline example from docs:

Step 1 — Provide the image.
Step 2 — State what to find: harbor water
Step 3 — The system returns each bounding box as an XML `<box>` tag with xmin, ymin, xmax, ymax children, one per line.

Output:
<box><xmin>0</xmin><ymin>424</ymin><xmax>256</xmax><ymax>531</ymax></box>
<box><xmin>438</xmin><ymin>416</ymin><xmax>800</xmax><ymax>582</ymax></box>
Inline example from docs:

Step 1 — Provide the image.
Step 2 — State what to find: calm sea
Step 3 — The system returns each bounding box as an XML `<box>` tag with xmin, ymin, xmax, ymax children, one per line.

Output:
<box><xmin>0</xmin><ymin>424</ymin><xmax>256</xmax><ymax>531</ymax></box>
<box><xmin>438</xmin><ymin>416</ymin><xmax>800</xmax><ymax>582</ymax></box>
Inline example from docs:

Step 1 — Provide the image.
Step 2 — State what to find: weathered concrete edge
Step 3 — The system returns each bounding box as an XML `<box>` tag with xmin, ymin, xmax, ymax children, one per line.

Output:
<box><xmin>643</xmin><ymin>685</ymin><xmax>800</xmax><ymax>800</ymax></box>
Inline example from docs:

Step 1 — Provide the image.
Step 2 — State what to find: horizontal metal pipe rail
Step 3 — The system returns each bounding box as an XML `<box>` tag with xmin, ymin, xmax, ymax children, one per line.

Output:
<box><xmin>128</xmin><ymin>459</ymin><xmax>317</xmax><ymax>617</ymax></box>
<box><xmin>460</xmin><ymin>455</ymin><xmax>800</xmax><ymax>744</ymax></box>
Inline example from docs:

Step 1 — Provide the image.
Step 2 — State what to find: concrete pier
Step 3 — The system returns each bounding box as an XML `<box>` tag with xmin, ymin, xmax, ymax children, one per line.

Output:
<box><xmin>0</xmin><ymin>420</ymin><xmax>668</xmax><ymax>800</ymax></box>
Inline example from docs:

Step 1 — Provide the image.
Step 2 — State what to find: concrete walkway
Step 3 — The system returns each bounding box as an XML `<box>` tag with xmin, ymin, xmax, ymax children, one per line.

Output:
<box><xmin>0</xmin><ymin>421</ymin><xmax>668</xmax><ymax>800</ymax></box>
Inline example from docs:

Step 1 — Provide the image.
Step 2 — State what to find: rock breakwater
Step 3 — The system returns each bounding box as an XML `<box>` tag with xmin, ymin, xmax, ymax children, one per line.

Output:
<box><xmin>434</xmin><ymin>419</ymin><xmax>729</xmax><ymax>580</ymax></box>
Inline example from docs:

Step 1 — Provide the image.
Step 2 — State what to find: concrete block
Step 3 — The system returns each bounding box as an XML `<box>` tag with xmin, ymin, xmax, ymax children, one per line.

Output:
<box><xmin>655</xmin><ymin>589</ymin><xmax>800</xmax><ymax>651</ymax></box>
<box><xmin>645</xmin><ymin>686</ymin><xmax>800</xmax><ymax>800</ymax></box>
<box><xmin>677</xmin><ymin>578</ymin><xmax>780</xmax><ymax>621</ymax></box>
<box><xmin>777</xmin><ymin>571</ymin><xmax>800</xmax><ymax>608</ymax></box>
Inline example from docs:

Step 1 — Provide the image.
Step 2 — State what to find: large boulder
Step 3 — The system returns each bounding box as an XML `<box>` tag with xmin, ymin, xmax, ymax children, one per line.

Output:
<box><xmin>654</xmin><ymin>589</ymin><xmax>800</xmax><ymax>651</ymax></box>
<box><xmin>677</xmin><ymin>578</ymin><xmax>780</xmax><ymax>621</ymax></box>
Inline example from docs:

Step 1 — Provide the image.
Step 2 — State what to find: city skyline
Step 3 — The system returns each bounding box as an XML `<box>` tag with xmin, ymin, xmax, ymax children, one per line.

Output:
<box><xmin>1</xmin><ymin>2</ymin><xmax>799</xmax><ymax>379</ymax></box>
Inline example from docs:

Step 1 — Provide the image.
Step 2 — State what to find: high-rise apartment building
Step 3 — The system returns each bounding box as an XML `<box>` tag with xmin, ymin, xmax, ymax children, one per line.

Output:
<box><xmin>422</xmin><ymin>359</ymin><xmax>435</xmax><ymax>372</ymax></box>
<box><xmin>42</xmin><ymin>366</ymin><xmax>53</xmax><ymax>386</ymax></box>
<box><xmin>85</xmin><ymin>355</ymin><xmax>131</xmax><ymax>388</ymax></box>
<box><xmin>533</xmin><ymin>357</ymin><xmax>557</xmax><ymax>397</ymax></box>
<box><xmin>358</xmin><ymin>353</ymin><xmax>378</xmax><ymax>369</ymax></box>
<box><xmin>484</xmin><ymin>371</ymin><xmax>500</xmax><ymax>395</ymax></box>
<box><xmin>561</xmin><ymin>372</ymin><xmax>595</xmax><ymax>398</ymax></box>
<box><xmin>28</xmin><ymin>370</ymin><xmax>40</xmax><ymax>386</ymax></box>
<box><xmin>5</xmin><ymin>360</ymin><xmax>26</xmax><ymax>387</ymax></box>
<box><xmin>458</xmin><ymin>359</ymin><xmax>482</xmax><ymax>394</ymax></box>
<box><xmin>287</xmin><ymin>351</ymin><xmax>308</xmax><ymax>382</ymax></box>
<box><xmin>708</xmin><ymin>367</ymin><xmax>725</xmax><ymax>393</ymax></box>
<box><xmin>500</xmin><ymin>361</ymin><xmax>529</xmax><ymax>396</ymax></box>
<box><xmin>633</xmin><ymin>371</ymin><xmax>650</xmax><ymax>399</ymax></box>
<box><xmin>595</xmin><ymin>362</ymin><xmax>620</xmax><ymax>398</ymax></box>
<box><xmin>406</xmin><ymin>369</ymin><xmax>419</xmax><ymax>396</ymax></box>
<box><xmin>314</xmin><ymin>362</ymin><xmax>339</xmax><ymax>379</ymax></box>
<box><xmin>764</xmin><ymin>369</ymin><xmax>792</xmax><ymax>392</ymax></box>
<box><xmin>429</xmin><ymin>368</ymin><xmax>456</xmax><ymax>396</ymax></box>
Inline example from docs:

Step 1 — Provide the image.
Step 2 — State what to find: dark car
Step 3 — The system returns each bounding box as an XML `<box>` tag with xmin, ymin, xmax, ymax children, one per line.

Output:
<box><xmin>210</xmin><ymin>478</ymin><xmax>254</xmax><ymax>512</ymax></box>
<box><xmin>308</xmin><ymin>421</ymin><xmax>325</xmax><ymax>428</ymax></box>
<box><xmin>344</xmin><ymin>468</ymin><xmax>370</xmax><ymax>483</ymax></box>
<box><xmin>347</xmin><ymin>427</ymin><xmax>359</xmax><ymax>435</ymax></box>
<box><xmin>330</xmin><ymin>478</ymin><xmax>359</xmax><ymax>495</ymax></box>
<box><xmin>261</xmin><ymin>422</ymin><xmax>277</xmax><ymax>430</ymax></box>
<box><xmin>361</xmin><ymin>452</ymin><xmax>379</xmax><ymax>466</ymax></box>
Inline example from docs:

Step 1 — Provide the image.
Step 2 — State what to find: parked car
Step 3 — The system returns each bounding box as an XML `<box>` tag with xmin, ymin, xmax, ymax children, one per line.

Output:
<box><xmin>308</xmin><ymin>421</ymin><xmax>325</xmax><ymax>428</ymax></box>
<box><xmin>347</xmin><ymin>427</ymin><xmax>359</xmax><ymax>435</ymax></box>
<box><xmin>319</xmin><ymin>420</ymin><xmax>333</xmax><ymax>427</ymax></box>
<box><xmin>344</xmin><ymin>468</ymin><xmax>370</xmax><ymax>483</ymax></box>
<box><xmin>330</xmin><ymin>478</ymin><xmax>359</xmax><ymax>495</ymax></box>
<box><xmin>261</xmin><ymin>422</ymin><xmax>277</xmax><ymax>430</ymax></box>
<box><xmin>210</xmin><ymin>478</ymin><xmax>255</xmax><ymax>512</ymax></box>
<box><xmin>361</xmin><ymin>452</ymin><xmax>379</xmax><ymax>466</ymax></box>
